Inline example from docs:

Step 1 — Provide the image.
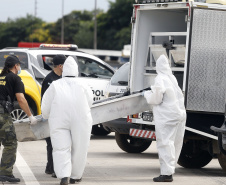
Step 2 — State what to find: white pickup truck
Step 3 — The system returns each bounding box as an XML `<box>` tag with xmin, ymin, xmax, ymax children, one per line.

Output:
<box><xmin>1</xmin><ymin>44</ymin><xmax>115</xmax><ymax>136</ymax></box>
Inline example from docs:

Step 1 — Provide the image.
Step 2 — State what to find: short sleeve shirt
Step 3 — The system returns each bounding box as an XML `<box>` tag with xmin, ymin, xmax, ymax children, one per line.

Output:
<box><xmin>0</xmin><ymin>72</ymin><xmax>25</xmax><ymax>101</ymax></box>
<box><xmin>41</xmin><ymin>71</ymin><xmax>61</xmax><ymax>98</ymax></box>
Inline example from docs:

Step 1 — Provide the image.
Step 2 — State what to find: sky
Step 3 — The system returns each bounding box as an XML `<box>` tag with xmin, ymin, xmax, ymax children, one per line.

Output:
<box><xmin>0</xmin><ymin>0</ymin><xmax>115</xmax><ymax>23</ymax></box>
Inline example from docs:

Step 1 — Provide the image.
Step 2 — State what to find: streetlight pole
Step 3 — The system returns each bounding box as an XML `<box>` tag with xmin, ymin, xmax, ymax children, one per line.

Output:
<box><xmin>94</xmin><ymin>0</ymin><xmax>97</xmax><ymax>49</ymax></box>
<box><xmin>32</xmin><ymin>0</ymin><xmax>38</xmax><ymax>47</ymax></box>
<box><xmin>61</xmin><ymin>0</ymin><xmax>64</xmax><ymax>44</ymax></box>
<box><xmin>34</xmin><ymin>0</ymin><xmax>37</xmax><ymax>18</ymax></box>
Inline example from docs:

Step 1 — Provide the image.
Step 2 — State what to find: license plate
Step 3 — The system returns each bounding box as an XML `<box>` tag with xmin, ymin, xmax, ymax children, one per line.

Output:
<box><xmin>142</xmin><ymin>112</ymin><xmax>153</xmax><ymax>122</ymax></box>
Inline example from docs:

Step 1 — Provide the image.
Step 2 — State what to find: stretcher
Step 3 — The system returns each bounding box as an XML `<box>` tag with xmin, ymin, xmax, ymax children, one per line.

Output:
<box><xmin>14</xmin><ymin>115</ymin><xmax>49</xmax><ymax>142</ymax></box>
<box><xmin>13</xmin><ymin>93</ymin><xmax>152</xmax><ymax>142</ymax></box>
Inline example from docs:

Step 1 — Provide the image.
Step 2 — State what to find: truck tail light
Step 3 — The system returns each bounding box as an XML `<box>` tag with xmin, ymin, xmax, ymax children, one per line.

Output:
<box><xmin>131</xmin><ymin>113</ymin><xmax>139</xmax><ymax>118</ymax></box>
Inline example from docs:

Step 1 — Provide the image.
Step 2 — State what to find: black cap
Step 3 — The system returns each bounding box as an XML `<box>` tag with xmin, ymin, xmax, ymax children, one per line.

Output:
<box><xmin>5</xmin><ymin>55</ymin><xmax>21</xmax><ymax>68</ymax></box>
<box><xmin>53</xmin><ymin>55</ymin><xmax>66</xmax><ymax>65</ymax></box>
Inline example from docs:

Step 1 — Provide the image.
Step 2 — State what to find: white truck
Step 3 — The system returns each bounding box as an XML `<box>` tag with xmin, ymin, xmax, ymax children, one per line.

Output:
<box><xmin>15</xmin><ymin>1</ymin><xmax>226</xmax><ymax>172</ymax></box>
<box><xmin>101</xmin><ymin>1</ymin><xmax>226</xmax><ymax>171</ymax></box>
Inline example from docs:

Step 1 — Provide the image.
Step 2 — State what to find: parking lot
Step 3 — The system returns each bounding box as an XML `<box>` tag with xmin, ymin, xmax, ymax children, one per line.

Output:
<box><xmin>0</xmin><ymin>133</ymin><xmax>226</xmax><ymax>185</ymax></box>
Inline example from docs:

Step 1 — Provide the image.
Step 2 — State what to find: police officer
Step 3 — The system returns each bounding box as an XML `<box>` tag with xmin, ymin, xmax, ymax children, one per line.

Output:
<box><xmin>0</xmin><ymin>55</ymin><xmax>37</xmax><ymax>182</ymax></box>
<box><xmin>41</xmin><ymin>55</ymin><xmax>66</xmax><ymax>178</ymax></box>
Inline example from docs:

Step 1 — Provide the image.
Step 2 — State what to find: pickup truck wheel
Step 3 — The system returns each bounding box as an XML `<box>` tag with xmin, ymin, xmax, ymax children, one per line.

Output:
<box><xmin>218</xmin><ymin>152</ymin><xmax>226</xmax><ymax>171</ymax></box>
<box><xmin>115</xmin><ymin>132</ymin><xmax>152</xmax><ymax>153</ymax></box>
<box><xmin>178</xmin><ymin>141</ymin><xmax>213</xmax><ymax>168</ymax></box>
<box><xmin>10</xmin><ymin>102</ymin><xmax>34</xmax><ymax>121</ymax></box>
<box><xmin>91</xmin><ymin>124</ymin><xmax>111</xmax><ymax>136</ymax></box>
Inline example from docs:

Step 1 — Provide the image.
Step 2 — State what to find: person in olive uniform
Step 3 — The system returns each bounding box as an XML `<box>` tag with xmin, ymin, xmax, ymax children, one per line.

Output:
<box><xmin>41</xmin><ymin>55</ymin><xmax>66</xmax><ymax>178</ymax></box>
<box><xmin>0</xmin><ymin>55</ymin><xmax>37</xmax><ymax>183</ymax></box>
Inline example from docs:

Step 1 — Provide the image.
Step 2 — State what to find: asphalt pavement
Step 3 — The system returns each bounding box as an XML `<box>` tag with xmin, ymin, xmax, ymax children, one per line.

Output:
<box><xmin>0</xmin><ymin>133</ymin><xmax>226</xmax><ymax>185</ymax></box>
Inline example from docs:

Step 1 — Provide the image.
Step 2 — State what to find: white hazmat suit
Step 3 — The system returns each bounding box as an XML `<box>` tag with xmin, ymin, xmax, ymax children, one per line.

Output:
<box><xmin>41</xmin><ymin>56</ymin><xmax>93</xmax><ymax>179</ymax></box>
<box><xmin>144</xmin><ymin>55</ymin><xmax>186</xmax><ymax>175</ymax></box>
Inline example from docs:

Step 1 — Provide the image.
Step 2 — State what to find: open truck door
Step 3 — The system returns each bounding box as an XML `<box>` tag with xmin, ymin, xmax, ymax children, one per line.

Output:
<box><xmin>178</xmin><ymin>3</ymin><xmax>226</xmax><ymax>169</ymax></box>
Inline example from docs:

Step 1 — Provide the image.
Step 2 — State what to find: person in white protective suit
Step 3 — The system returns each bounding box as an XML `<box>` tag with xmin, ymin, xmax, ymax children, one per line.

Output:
<box><xmin>142</xmin><ymin>55</ymin><xmax>186</xmax><ymax>182</ymax></box>
<box><xmin>41</xmin><ymin>56</ymin><xmax>93</xmax><ymax>185</ymax></box>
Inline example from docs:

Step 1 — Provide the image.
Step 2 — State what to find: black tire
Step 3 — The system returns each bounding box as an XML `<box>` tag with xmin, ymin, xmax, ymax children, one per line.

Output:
<box><xmin>218</xmin><ymin>133</ymin><xmax>226</xmax><ymax>155</ymax></box>
<box><xmin>218</xmin><ymin>152</ymin><xmax>226</xmax><ymax>171</ymax></box>
<box><xmin>91</xmin><ymin>124</ymin><xmax>111</xmax><ymax>136</ymax></box>
<box><xmin>115</xmin><ymin>132</ymin><xmax>152</xmax><ymax>153</ymax></box>
<box><xmin>10</xmin><ymin>102</ymin><xmax>34</xmax><ymax>121</ymax></box>
<box><xmin>178</xmin><ymin>141</ymin><xmax>213</xmax><ymax>168</ymax></box>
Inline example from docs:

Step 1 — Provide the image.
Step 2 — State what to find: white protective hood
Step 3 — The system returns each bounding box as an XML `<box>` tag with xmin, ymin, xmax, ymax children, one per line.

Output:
<box><xmin>156</xmin><ymin>55</ymin><xmax>183</xmax><ymax>98</ymax></box>
<box><xmin>62</xmin><ymin>56</ymin><xmax>79</xmax><ymax>77</ymax></box>
<box><xmin>156</xmin><ymin>55</ymin><xmax>172</xmax><ymax>76</ymax></box>
<box><xmin>143</xmin><ymin>54</ymin><xmax>186</xmax><ymax>176</ymax></box>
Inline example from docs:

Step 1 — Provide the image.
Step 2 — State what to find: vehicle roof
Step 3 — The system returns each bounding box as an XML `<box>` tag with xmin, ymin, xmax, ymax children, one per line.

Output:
<box><xmin>0</xmin><ymin>48</ymin><xmax>115</xmax><ymax>72</ymax></box>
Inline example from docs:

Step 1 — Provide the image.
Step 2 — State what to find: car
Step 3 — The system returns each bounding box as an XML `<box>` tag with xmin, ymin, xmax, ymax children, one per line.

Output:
<box><xmin>102</xmin><ymin>62</ymin><xmax>153</xmax><ymax>153</ymax></box>
<box><xmin>105</xmin><ymin>62</ymin><xmax>129</xmax><ymax>97</ymax></box>
<box><xmin>0</xmin><ymin>44</ymin><xmax>115</xmax><ymax>135</ymax></box>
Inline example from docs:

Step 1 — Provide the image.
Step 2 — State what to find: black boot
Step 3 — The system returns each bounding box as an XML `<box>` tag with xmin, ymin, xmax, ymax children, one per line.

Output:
<box><xmin>153</xmin><ymin>175</ymin><xmax>173</xmax><ymax>182</ymax></box>
<box><xmin>45</xmin><ymin>169</ymin><xmax>53</xmax><ymax>174</ymax></box>
<box><xmin>70</xmin><ymin>177</ymin><xmax>82</xmax><ymax>184</ymax></box>
<box><xmin>0</xmin><ymin>175</ymin><xmax>20</xmax><ymax>182</ymax></box>
<box><xmin>52</xmin><ymin>172</ymin><xmax>57</xmax><ymax>178</ymax></box>
<box><xmin>60</xmin><ymin>177</ymin><xmax>68</xmax><ymax>185</ymax></box>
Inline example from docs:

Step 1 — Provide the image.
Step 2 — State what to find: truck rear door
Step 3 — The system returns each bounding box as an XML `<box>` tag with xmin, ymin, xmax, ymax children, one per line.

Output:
<box><xmin>184</xmin><ymin>3</ymin><xmax>226</xmax><ymax>137</ymax></box>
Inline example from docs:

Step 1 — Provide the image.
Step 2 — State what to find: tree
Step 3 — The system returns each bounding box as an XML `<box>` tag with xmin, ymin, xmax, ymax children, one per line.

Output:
<box><xmin>0</xmin><ymin>15</ymin><xmax>43</xmax><ymax>49</ymax></box>
<box><xmin>0</xmin><ymin>1</ymin><xmax>133</xmax><ymax>50</ymax></box>
<box><xmin>49</xmin><ymin>10</ymin><xmax>94</xmax><ymax>44</ymax></box>
<box><xmin>73</xmin><ymin>21</ymin><xmax>93</xmax><ymax>48</ymax></box>
<box><xmin>97</xmin><ymin>0</ymin><xmax>133</xmax><ymax>50</ymax></box>
<box><xmin>28</xmin><ymin>23</ymin><xmax>53</xmax><ymax>43</ymax></box>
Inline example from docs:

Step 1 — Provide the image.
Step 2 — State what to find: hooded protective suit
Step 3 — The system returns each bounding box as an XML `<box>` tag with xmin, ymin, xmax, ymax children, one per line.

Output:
<box><xmin>144</xmin><ymin>55</ymin><xmax>186</xmax><ymax>175</ymax></box>
<box><xmin>41</xmin><ymin>56</ymin><xmax>93</xmax><ymax>179</ymax></box>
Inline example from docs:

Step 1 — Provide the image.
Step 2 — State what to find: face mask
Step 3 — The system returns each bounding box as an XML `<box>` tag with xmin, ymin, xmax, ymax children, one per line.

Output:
<box><xmin>17</xmin><ymin>66</ymin><xmax>21</xmax><ymax>75</ymax></box>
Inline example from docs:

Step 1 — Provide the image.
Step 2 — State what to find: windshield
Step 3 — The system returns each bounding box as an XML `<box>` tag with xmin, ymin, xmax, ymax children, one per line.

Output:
<box><xmin>39</xmin><ymin>55</ymin><xmax>114</xmax><ymax>79</ymax></box>
<box><xmin>0</xmin><ymin>51</ymin><xmax>28</xmax><ymax>69</ymax></box>
<box><xmin>111</xmin><ymin>62</ymin><xmax>129</xmax><ymax>86</ymax></box>
<box><xmin>77</xmin><ymin>56</ymin><xmax>114</xmax><ymax>79</ymax></box>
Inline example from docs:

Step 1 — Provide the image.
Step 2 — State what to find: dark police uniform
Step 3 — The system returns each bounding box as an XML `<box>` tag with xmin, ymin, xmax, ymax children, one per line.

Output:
<box><xmin>41</xmin><ymin>71</ymin><xmax>61</xmax><ymax>98</ymax></box>
<box><xmin>0</xmin><ymin>72</ymin><xmax>25</xmax><ymax>176</ymax></box>
<box><xmin>41</xmin><ymin>71</ymin><xmax>61</xmax><ymax>174</ymax></box>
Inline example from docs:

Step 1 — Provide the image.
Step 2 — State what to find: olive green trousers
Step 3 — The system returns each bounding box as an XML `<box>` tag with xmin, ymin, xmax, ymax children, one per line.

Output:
<box><xmin>0</xmin><ymin>112</ymin><xmax>17</xmax><ymax>176</ymax></box>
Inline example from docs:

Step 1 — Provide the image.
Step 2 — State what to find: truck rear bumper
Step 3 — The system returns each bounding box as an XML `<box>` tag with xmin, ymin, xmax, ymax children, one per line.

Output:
<box><xmin>102</xmin><ymin>118</ymin><xmax>140</xmax><ymax>134</ymax></box>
